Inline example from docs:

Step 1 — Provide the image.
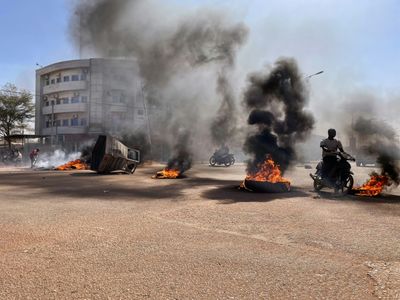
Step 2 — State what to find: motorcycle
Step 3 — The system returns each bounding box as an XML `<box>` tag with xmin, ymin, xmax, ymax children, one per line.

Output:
<box><xmin>310</xmin><ymin>151</ymin><xmax>355</xmax><ymax>194</ymax></box>
<box><xmin>209</xmin><ymin>152</ymin><xmax>235</xmax><ymax>167</ymax></box>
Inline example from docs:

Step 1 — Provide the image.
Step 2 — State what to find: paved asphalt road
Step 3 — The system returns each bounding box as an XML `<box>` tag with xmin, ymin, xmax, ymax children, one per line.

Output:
<box><xmin>0</xmin><ymin>163</ymin><xmax>399</xmax><ymax>299</ymax></box>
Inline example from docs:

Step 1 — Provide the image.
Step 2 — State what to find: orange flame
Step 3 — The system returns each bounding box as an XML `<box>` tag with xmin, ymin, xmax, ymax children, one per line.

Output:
<box><xmin>55</xmin><ymin>159</ymin><xmax>89</xmax><ymax>171</ymax></box>
<box><xmin>245</xmin><ymin>157</ymin><xmax>290</xmax><ymax>184</ymax></box>
<box><xmin>353</xmin><ymin>174</ymin><xmax>390</xmax><ymax>197</ymax></box>
<box><xmin>152</xmin><ymin>168</ymin><xmax>181</xmax><ymax>179</ymax></box>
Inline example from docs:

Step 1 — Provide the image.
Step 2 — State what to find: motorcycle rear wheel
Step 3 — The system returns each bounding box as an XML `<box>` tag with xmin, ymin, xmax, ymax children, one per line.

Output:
<box><xmin>209</xmin><ymin>156</ymin><xmax>217</xmax><ymax>167</ymax></box>
<box><xmin>313</xmin><ymin>178</ymin><xmax>323</xmax><ymax>191</ymax></box>
<box><xmin>231</xmin><ymin>157</ymin><xmax>235</xmax><ymax>165</ymax></box>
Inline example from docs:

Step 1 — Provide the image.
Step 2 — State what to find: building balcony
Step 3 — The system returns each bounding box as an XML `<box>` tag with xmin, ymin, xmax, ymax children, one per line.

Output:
<box><xmin>42</xmin><ymin>126</ymin><xmax>88</xmax><ymax>135</ymax></box>
<box><xmin>42</xmin><ymin>103</ymin><xmax>88</xmax><ymax>115</ymax></box>
<box><xmin>43</xmin><ymin>81</ymin><xmax>87</xmax><ymax>95</ymax></box>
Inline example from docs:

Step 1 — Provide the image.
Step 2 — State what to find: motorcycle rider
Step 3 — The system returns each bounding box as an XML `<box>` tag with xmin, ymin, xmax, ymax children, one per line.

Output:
<box><xmin>215</xmin><ymin>144</ymin><xmax>229</xmax><ymax>158</ymax></box>
<box><xmin>320</xmin><ymin>128</ymin><xmax>344</xmax><ymax>183</ymax></box>
<box><xmin>220</xmin><ymin>144</ymin><xmax>229</xmax><ymax>157</ymax></box>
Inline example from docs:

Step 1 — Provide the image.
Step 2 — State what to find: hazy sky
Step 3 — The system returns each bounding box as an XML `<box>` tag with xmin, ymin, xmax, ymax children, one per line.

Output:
<box><xmin>1</xmin><ymin>0</ymin><xmax>399</xmax><ymax>135</ymax></box>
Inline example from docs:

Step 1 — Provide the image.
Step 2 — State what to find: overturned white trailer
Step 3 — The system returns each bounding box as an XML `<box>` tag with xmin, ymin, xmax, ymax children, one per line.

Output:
<box><xmin>91</xmin><ymin>135</ymin><xmax>140</xmax><ymax>174</ymax></box>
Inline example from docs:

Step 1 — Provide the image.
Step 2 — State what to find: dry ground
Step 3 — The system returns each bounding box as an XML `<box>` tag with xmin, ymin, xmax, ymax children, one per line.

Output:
<box><xmin>0</xmin><ymin>163</ymin><xmax>399</xmax><ymax>299</ymax></box>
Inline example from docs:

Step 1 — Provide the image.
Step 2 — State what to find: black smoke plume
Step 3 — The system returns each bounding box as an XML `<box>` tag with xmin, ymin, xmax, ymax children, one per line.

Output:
<box><xmin>71</xmin><ymin>0</ymin><xmax>248</xmax><ymax>169</ymax></box>
<box><xmin>166</xmin><ymin>129</ymin><xmax>192</xmax><ymax>174</ymax></box>
<box><xmin>243</xmin><ymin>58</ymin><xmax>314</xmax><ymax>174</ymax></box>
<box><xmin>353</xmin><ymin>117</ymin><xmax>400</xmax><ymax>184</ymax></box>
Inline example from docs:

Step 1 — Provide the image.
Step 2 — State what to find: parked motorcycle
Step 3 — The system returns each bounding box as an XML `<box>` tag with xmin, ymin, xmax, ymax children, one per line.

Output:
<box><xmin>310</xmin><ymin>151</ymin><xmax>355</xmax><ymax>194</ymax></box>
<box><xmin>209</xmin><ymin>152</ymin><xmax>235</xmax><ymax>167</ymax></box>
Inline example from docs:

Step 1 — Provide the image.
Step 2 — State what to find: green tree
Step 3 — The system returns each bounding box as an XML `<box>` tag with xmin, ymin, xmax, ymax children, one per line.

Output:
<box><xmin>0</xmin><ymin>83</ymin><xmax>34</xmax><ymax>148</ymax></box>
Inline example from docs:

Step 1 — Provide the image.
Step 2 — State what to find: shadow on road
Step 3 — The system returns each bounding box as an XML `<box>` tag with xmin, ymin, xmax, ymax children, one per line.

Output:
<box><xmin>315</xmin><ymin>190</ymin><xmax>400</xmax><ymax>204</ymax></box>
<box><xmin>202</xmin><ymin>185</ymin><xmax>309</xmax><ymax>204</ymax></box>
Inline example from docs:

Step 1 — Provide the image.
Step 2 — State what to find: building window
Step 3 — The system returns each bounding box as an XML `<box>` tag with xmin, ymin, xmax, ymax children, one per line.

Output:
<box><xmin>54</xmin><ymin>120</ymin><xmax>61</xmax><ymax>126</ymax></box>
<box><xmin>45</xmin><ymin>80</ymin><xmax>50</xmax><ymax>86</ymax></box>
<box><xmin>71</xmin><ymin>118</ymin><xmax>79</xmax><ymax>126</ymax></box>
<box><xmin>71</xmin><ymin>96</ymin><xmax>80</xmax><ymax>103</ymax></box>
<box><xmin>55</xmin><ymin>99</ymin><xmax>60</xmax><ymax>105</ymax></box>
<box><xmin>62</xmin><ymin>98</ymin><xmax>69</xmax><ymax>104</ymax></box>
<box><xmin>112</xmin><ymin>94</ymin><xmax>119</xmax><ymax>103</ymax></box>
<box><xmin>71</xmin><ymin>75</ymin><xmax>79</xmax><ymax>81</ymax></box>
<box><xmin>137</xmin><ymin>109</ymin><xmax>144</xmax><ymax>116</ymax></box>
<box><xmin>62</xmin><ymin>119</ymin><xmax>69</xmax><ymax>126</ymax></box>
<box><xmin>81</xmin><ymin>96</ymin><xmax>88</xmax><ymax>103</ymax></box>
<box><xmin>63</xmin><ymin>76</ymin><xmax>70</xmax><ymax>82</ymax></box>
<box><xmin>80</xmin><ymin>118</ymin><xmax>87</xmax><ymax>126</ymax></box>
<box><xmin>81</xmin><ymin>73</ymin><xmax>87</xmax><ymax>80</ymax></box>
<box><xmin>50</xmin><ymin>100</ymin><xmax>55</xmax><ymax>106</ymax></box>
<box><xmin>50</xmin><ymin>79</ymin><xmax>55</xmax><ymax>84</ymax></box>
<box><xmin>45</xmin><ymin>101</ymin><xmax>49</xmax><ymax>107</ymax></box>
<box><xmin>56</xmin><ymin>77</ymin><xmax>61</xmax><ymax>83</ymax></box>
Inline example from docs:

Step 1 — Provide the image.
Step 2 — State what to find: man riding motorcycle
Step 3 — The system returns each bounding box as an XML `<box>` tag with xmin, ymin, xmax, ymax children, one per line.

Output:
<box><xmin>320</xmin><ymin>128</ymin><xmax>345</xmax><ymax>184</ymax></box>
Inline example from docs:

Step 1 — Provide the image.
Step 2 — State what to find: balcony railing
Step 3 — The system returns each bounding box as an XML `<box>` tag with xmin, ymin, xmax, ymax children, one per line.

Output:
<box><xmin>43</xmin><ymin>80</ymin><xmax>87</xmax><ymax>95</ymax></box>
<box><xmin>42</xmin><ymin>103</ymin><xmax>87</xmax><ymax>115</ymax></box>
<box><xmin>42</xmin><ymin>126</ymin><xmax>88</xmax><ymax>135</ymax></box>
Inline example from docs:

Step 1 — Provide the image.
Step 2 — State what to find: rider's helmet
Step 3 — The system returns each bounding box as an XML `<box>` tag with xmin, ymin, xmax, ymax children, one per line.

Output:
<box><xmin>328</xmin><ymin>128</ymin><xmax>336</xmax><ymax>139</ymax></box>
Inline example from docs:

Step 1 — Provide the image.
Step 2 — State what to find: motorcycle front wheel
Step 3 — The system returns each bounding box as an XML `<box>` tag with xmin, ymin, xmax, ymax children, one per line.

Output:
<box><xmin>230</xmin><ymin>157</ymin><xmax>235</xmax><ymax>165</ymax></box>
<box><xmin>224</xmin><ymin>159</ymin><xmax>232</xmax><ymax>167</ymax></box>
<box><xmin>209</xmin><ymin>156</ymin><xmax>217</xmax><ymax>167</ymax></box>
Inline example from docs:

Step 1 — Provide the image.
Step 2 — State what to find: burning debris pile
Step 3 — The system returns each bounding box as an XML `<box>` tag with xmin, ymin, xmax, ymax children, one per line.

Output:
<box><xmin>153</xmin><ymin>130</ymin><xmax>192</xmax><ymax>179</ymax></box>
<box><xmin>240</xmin><ymin>58</ymin><xmax>314</xmax><ymax>192</ymax></box>
<box><xmin>351</xmin><ymin>117</ymin><xmax>400</xmax><ymax>196</ymax></box>
<box><xmin>240</xmin><ymin>156</ymin><xmax>290</xmax><ymax>192</ymax></box>
<box><xmin>353</xmin><ymin>173</ymin><xmax>390</xmax><ymax>197</ymax></box>
<box><xmin>55</xmin><ymin>159</ymin><xmax>89</xmax><ymax>171</ymax></box>
<box><xmin>153</xmin><ymin>168</ymin><xmax>181</xmax><ymax>179</ymax></box>
<box><xmin>245</xmin><ymin>156</ymin><xmax>290</xmax><ymax>183</ymax></box>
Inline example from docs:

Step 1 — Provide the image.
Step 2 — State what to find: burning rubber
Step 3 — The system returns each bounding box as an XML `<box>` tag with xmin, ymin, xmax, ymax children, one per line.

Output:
<box><xmin>240</xmin><ymin>156</ymin><xmax>291</xmax><ymax>193</ymax></box>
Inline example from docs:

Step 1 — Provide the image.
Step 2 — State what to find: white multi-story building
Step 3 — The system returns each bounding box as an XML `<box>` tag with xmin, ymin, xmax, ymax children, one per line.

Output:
<box><xmin>35</xmin><ymin>58</ymin><xmax>147</xmax><ymax>150</ymax></box>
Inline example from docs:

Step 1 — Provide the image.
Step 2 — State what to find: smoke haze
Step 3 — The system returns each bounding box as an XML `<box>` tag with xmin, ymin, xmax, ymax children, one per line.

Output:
<box><xmin>71</xmin><ymin>0</ymin><xmax>248</xmax><ymax>168</ymax></box>
<box><xmin>353</xmin><ymin>117</ymin><xmax>400</xmax><ymax>184</ymax></box>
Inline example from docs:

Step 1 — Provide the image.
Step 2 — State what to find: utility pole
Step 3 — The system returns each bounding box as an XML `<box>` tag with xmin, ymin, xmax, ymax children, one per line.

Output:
<box><xmin>140</xmin><ymin>82</ymin><xmax>153</xmax><ymax>161</ymax></box>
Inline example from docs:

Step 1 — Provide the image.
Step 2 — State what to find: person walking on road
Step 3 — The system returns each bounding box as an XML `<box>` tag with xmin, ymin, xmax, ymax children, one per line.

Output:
<box><xmin>29</xmin><ymin>148</ymin><xmax>40</xmax><ymax>168</ymax></box>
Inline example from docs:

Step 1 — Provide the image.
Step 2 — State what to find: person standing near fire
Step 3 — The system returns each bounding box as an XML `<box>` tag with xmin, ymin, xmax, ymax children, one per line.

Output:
<box><xmin>320</xmin><ymin>129</ymin><xmax>344</xmax><ymax>181</ymax></box>
<box><xmin>29</xmin><ymin>148</ymin><xmax>40</xmax><ymax>168</ymax></box>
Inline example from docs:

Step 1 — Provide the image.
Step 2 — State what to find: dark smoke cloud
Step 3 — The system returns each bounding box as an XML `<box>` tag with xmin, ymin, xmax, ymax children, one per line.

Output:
<box><xmin>71</xmin><ymin>0</ymin><xmax>248</xmax><ymax>169</ymax></box>
<box><xmin>166</xmin><ymin>129</ymin><xmax>192</xmax><ymax>174</ymax></box>
<box><xmin>353</xmin><ymin>116</ymin><xmax>400</xmax><ymax>184</ymax></box>
<box><xmin>243</xmin><ymin>58</ymin><xmax>314</xmax><ymax>174</ymax></box>
<box><xmin>73</xmin><ymin>0</ymin><xmax>247</xmax><ymax>87</ymax></box>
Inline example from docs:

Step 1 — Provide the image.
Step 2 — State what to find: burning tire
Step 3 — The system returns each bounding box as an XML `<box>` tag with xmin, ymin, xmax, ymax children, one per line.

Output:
<box><xmin>243</xmin><ymin>179</ymin><xmax>290</xmax><ymax>193</ymax></box>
